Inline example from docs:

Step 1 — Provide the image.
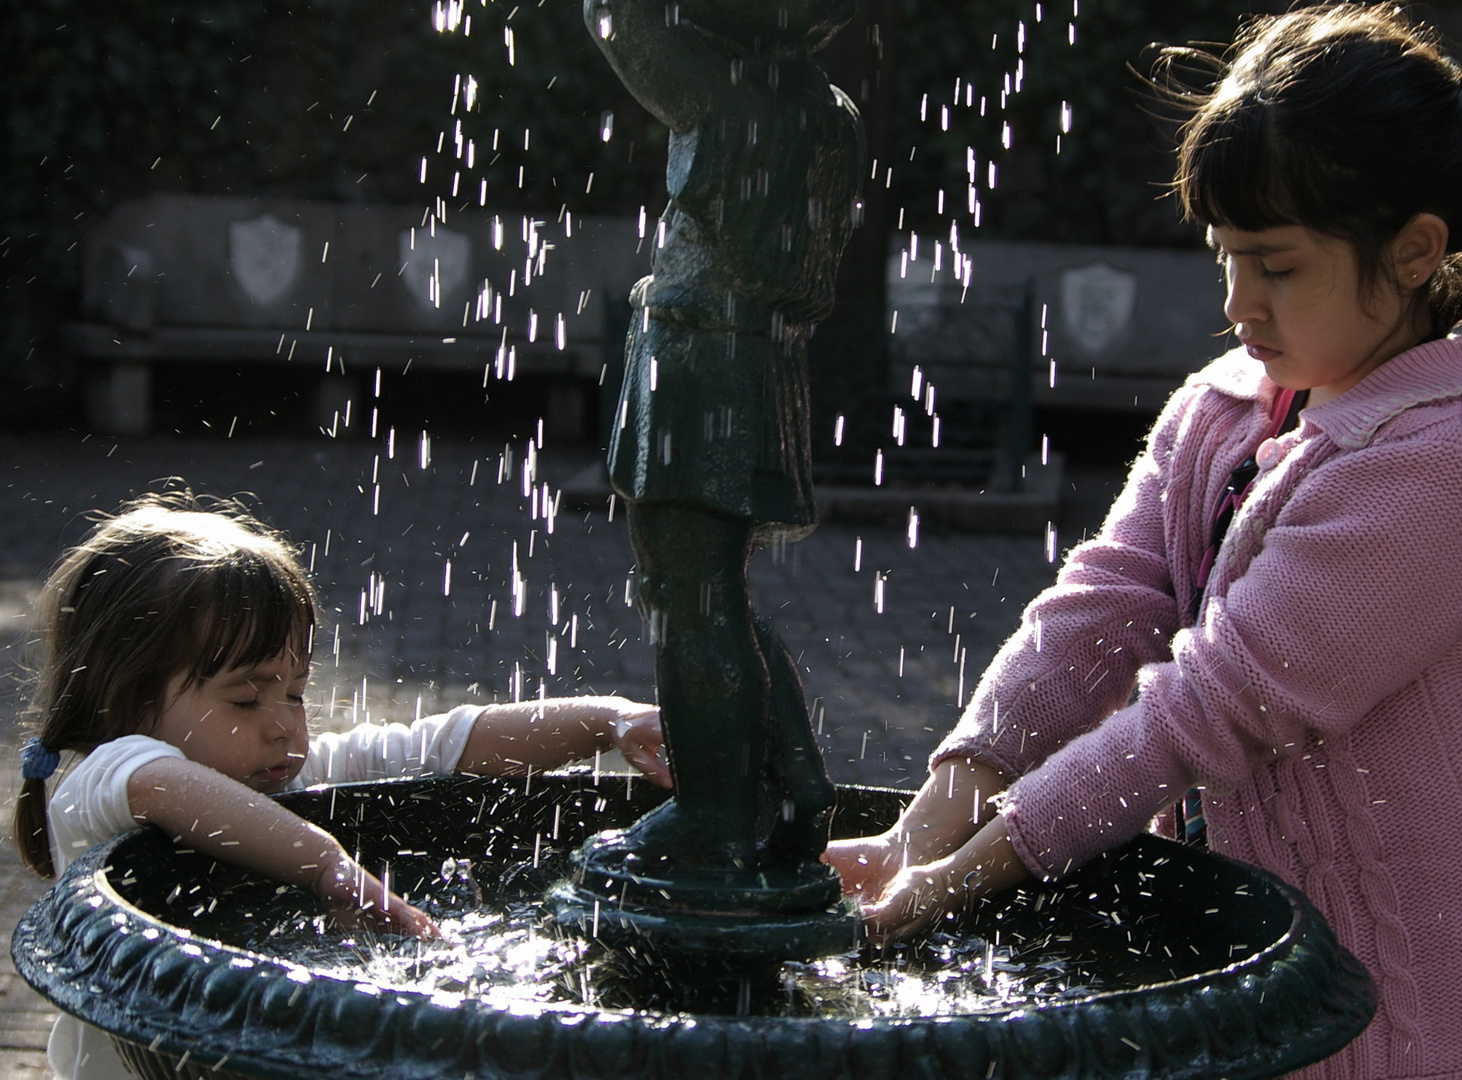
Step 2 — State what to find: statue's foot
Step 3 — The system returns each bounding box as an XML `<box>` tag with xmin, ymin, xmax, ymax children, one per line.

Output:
<box><xmin>608</xmin><ymin>800</ymin><xmax>757</xmax><ymax>878</ymax></box>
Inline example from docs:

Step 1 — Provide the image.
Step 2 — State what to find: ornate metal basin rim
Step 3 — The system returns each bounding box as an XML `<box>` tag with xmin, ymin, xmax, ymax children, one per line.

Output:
<box><xmin>13</xmin><ymin>774</ymin><xmax>1375</xmax><ymax>1080</ymax></box>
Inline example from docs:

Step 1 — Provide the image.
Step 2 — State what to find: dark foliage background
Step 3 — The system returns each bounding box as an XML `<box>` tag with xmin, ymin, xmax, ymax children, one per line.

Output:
<box><xmin>0</xmin><ymin>0</ymin><xmax>667</xmax><ymax>415</ymax></box>
<box><xmin>3</xmin><ymin>0</ymin><xmax>1459</xmax><ymax>419</ymax></box>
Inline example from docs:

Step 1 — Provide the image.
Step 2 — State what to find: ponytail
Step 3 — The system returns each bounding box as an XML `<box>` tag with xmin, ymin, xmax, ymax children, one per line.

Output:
<box><xmin>14</xmin><ymin>778</ymin><xmax>54</xmax><ymax>879</ymax></box>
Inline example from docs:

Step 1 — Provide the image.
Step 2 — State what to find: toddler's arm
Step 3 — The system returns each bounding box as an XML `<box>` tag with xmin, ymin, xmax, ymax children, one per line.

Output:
<box><xmin>456</xmin><ymin>696</ymin><xmax>670</xmax><ymax>788</ymax></box>
<box><xmin>824</xmin><ymin>757</ymin><xmax>1008</xmax><ymax>900</ymax></box>
<box><xmin>127</xmin><ymin>757</ymin><xmax>437</xmax><ymax>938</ymax></box>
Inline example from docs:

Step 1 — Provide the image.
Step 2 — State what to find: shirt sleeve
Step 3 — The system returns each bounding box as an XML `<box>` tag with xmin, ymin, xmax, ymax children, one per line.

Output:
<box><xmin>1001</xmin><ymin>426</ymin><xmax>1462</xmax><ymax>880</ymax></box>
<box><xmin>47</xmin><ymin>735</ymin><xmax>186</xmax><ymax>875</ymax></box>
<box><xmin>295</xmin><ymin>705</ymin><xmax>481</xmax><ymax>787</ymax></box>
<box><xmin>930</xmin><ymin>385</ymin><xmax>1194</xmax><ymax>781</ymax></box>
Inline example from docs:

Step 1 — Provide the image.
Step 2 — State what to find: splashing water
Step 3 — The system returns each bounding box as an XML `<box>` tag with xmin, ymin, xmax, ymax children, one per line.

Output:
<box><xmin>257</xmin><ymin>892</ymin><xmax>1100</xmax><ymax>1019</ymax></box>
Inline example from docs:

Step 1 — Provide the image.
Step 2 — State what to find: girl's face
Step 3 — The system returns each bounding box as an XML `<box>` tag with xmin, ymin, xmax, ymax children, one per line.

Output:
<box><xmin>1209</xmin><ymin>223</ymin><xmax>1424</xmax><ymax>407</ymax></box>
<box><xmin>152</xmin><ymin>650</ymin><xmax>310</xmax><ymax>794</ymax></box>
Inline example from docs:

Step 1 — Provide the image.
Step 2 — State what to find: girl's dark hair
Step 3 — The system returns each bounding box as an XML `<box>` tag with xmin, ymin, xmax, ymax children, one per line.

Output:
<box><xmin>1162</xmin><ymin>3</ymin><xmax>1462</xmax><ymax>338</ymax></box>
<box><xmin>13</xmin><ymin>493</ymin><xmax>315</xmax><ymax>878</ymax></box>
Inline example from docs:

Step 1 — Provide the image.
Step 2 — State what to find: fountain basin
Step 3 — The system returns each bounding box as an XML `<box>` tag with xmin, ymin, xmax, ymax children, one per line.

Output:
<box><xmin>14</xmin><ymin>773</ymin><xmax>1374</xmax><ymax>1080</ymax></box>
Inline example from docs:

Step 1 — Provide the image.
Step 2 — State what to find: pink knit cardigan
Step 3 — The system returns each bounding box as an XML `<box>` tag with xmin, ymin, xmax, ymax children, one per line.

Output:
<box><xmin>934</xmin><ymin>337</ymin><xmax>1462</xmax><ymax>1080</ymax></box>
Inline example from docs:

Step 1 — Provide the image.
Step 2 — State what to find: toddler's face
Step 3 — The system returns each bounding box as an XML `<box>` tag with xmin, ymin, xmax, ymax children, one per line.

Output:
<box><xmin>152</xmin><ymin>650</ymin><xmax>310</xmax><ymax>794</ymax></box>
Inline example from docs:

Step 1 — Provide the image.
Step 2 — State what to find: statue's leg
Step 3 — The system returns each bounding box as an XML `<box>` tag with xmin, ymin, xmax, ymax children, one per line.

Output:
<box><xmin>625</xmin><ymin>502</ymin><xmax>766</xmax><ymax>868</ymax></box>
<box><xmin>752</xmin><ymin>610</ymin><xmax>837</xmax><ymax>869</ymax></box>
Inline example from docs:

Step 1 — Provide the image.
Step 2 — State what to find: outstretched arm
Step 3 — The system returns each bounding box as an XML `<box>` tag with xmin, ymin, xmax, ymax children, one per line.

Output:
<box><xmin>456</xmin><ymin>696</ymin><xmax>671</xmax><ymax>788</ymax></box>
<box><xmin>127</xmin><ymin>757</ymin><xmax>437</xmax><ymax>938</ymax></box>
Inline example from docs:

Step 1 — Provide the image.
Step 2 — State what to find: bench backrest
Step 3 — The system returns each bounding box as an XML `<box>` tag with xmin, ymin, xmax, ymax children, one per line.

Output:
<box><xmin>81</xmin><ymin>194</ymin><xmax>648</xmax><ymax>347</ymax></box>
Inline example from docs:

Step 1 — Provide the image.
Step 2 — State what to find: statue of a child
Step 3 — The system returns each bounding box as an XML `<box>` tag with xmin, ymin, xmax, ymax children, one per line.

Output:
<box><xmin>586</xmin><ymin>0</ymin><xmax>865</xmax><ymax>881</ymax></box>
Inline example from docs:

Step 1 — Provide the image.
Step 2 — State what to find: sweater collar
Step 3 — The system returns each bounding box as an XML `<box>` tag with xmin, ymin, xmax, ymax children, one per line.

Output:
<box><xmin>1194</xmin><ymin>336</ymin><xmax>1462</xmax><ymax>450</ymax></box>
<box><xmin>1190</xmin><ymin>347</ymin><xmax>1267</xmax><ymax>402</ymax></box>
<box><xmin>1304</xmin><ymin>335</ymin><xmax>1462</xmax><ymax>449</ymax></box>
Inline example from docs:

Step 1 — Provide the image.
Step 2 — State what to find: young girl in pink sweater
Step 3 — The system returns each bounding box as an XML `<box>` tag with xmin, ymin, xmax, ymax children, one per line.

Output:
<box><xmin>827</xmin><ymin>7</ymin><xmax>1462</xmax><ymax>1078</ymax></box>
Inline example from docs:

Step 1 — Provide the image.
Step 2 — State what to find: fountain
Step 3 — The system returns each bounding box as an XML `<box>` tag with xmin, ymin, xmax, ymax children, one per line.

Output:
<box><xmin>17</xmin><ymin>772</ymin><xmax>1374</xmax><ymax>1080</ymax></box>
<box><xmin>14</xmin><ymin>2</ymin><xmax>1376</xmax><ymax>1077</ymax></box>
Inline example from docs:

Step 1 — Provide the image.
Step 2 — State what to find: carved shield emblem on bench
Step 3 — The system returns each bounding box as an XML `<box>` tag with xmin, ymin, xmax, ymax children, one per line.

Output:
<box><xmin>399</xmin><ymin>227</ymin><xmax>470</xmax><ymax>310</ymax></box>
<box><xmin>1060</xmin><ymin>261</ymin><xmax>1137</xmax><ymax>355</ymax></box>
<box><xmin>229</xmin><ymin>214</ymin><xmax>304</xmax><ymax>306</ymax></box>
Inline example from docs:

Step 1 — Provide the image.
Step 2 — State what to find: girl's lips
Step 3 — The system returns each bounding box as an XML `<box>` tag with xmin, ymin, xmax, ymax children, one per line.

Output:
<box><xmin>257</xmin><ymin>764</ymin><xmax>293</xmax><ymax>785</ymax></box>
<box><xmin>1245</xmin><ymin>342</ymin><xmax>1281</xmax><ymax>363</ymax></box>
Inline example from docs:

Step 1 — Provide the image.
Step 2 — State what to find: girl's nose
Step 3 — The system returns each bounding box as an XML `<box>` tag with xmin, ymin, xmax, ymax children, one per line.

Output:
<box><xmin>1224</xmin><ymin>264</ymin><xmax>1266</xmax><ymax>327</ymax></box>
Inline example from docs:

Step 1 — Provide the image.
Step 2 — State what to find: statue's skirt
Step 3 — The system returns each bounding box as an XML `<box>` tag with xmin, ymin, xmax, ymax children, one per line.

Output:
<box><xmin>608</xmin><ymin>309</ymin><xmax>816</xmax><ymax>539</ymax></box>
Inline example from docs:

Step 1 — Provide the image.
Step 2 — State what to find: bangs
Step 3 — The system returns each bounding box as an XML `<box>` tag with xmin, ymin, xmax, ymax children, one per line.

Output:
<box><xmin>165</xmin><ymin>540</ymin><xmax>314</xmax><ymax>683</ymax></box>
<box><xmin>1178</xmin><ymin>101</ymin><xmax>1301</xmax><ymax>232</ymax></box>
<box><xmin>1177</xmin><ymin>74</ymin><xmax>1372</xmax><ymax>239</ymax></box>
<box><xmin>179</xmin><ymin>552</ymin><xmax>315</xmax><ymax>682</ymax></box>
<box><xmin>1171</xmin><ymin>6</ymin><xmax>1447</xmax><ymax>247</ymax></box>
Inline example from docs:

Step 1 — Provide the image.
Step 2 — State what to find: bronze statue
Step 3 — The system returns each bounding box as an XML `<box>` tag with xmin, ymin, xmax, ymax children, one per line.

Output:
<box><xmin>569</xmin><ymin>0</ymin><xmax>865</xmax><ymax>932</ymax></box>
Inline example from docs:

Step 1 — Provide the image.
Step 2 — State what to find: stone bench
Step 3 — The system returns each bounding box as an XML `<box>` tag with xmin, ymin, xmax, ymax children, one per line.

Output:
<box><xmin>67</xmin><ymin>194</ymin><xmax>649</xmax><ymax>434</ymax></box>
<box><xmin>70</xmin><ymin>196</ymin><xmax>1228</xmax><ymax>444</ymax></box>
<box><xmin>887</xmin><ymin>235</ymin><xmax>1229</xmax><ymax>415</ymax></box>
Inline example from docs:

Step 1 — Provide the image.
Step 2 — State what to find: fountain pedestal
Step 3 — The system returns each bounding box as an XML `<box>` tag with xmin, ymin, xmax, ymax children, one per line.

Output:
<box><xmin>551</xmin><ymin>836</ymin><xmax>858</xmax><ymax>963</ymax></box>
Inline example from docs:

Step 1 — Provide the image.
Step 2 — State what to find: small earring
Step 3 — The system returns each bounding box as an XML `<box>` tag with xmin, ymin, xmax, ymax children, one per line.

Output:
<box><xmin>1411</xmin><ymin>271</ymin><xmax>1419</xmax><ymax>280</ymax></box>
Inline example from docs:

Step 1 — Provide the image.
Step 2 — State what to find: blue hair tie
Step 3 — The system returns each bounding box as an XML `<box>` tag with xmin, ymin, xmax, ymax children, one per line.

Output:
<box><xmin>21</xmin><ymin>738</ymin><xmax>60</xmax><ymax>781</ymax></box>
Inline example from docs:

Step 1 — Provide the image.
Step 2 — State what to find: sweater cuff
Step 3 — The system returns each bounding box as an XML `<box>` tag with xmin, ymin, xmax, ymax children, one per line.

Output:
<box><xmin>999</xmin><ymin>701</ymin><xmax>1187</xmax><ymax>882</ymax></box>
<box><xmin>928</xmin><ymin>742</ymin><xmax>1020</xmax><ymax>785</ymax></box>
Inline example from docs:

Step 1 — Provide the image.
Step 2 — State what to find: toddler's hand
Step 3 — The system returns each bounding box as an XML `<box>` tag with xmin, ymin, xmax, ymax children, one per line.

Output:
<box><xmin>607</xmin><ymin>700</ymin><xmax>672</xmax><ymax>788</ymax></box>
<box><xmin>315</xmin><ymin>849</ymin><xmax>441</xmax><ymax>940</ymax></box>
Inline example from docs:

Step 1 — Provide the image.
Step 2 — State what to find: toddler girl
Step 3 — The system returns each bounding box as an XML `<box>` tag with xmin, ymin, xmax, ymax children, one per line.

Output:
<box><xmin>14</xmin><ymin>493</ymin><xmax>667</xmax><ymax>1080</ymax></box>
<box><xmin>828</xmin><ymin>7</ymin><xmax>1462</xmax><ymax>1079</ymax></box>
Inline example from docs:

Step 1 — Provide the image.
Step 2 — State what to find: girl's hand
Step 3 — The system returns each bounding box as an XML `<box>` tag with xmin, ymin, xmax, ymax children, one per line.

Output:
<box><xmin>823</xmin><ymin>832</ymin><xmax>910</xmax><ymax>899</ymax></box>
<box><xmin>314</xmin><ymin>849</ymin><xmax>440</xmax><ymax>940</ymax></box>
<box><xmin>860</xmin><ymin>858</ymin><xmax>962</xmax><ymax>943</ymax></box>
<box><xmin>825</xmin><ymin>757</ymin><xmax>1007</xmax><ymax>898</ymax></box>
<box><xmin>606</xmin><ymin>701</ymin><xmax>672</xmax><ymax>788</ymax></box>
<box><xmin>861</xmin><ymin>814</ymin><xmax>1030</xmax><ymax>945</ymax></box>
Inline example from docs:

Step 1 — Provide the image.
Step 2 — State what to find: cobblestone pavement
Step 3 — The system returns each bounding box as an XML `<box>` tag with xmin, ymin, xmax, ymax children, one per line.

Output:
<box><xmin>0</xmin><ymin>429</ymin><xmax>1120</xmax><ymax>1075</ymax></box>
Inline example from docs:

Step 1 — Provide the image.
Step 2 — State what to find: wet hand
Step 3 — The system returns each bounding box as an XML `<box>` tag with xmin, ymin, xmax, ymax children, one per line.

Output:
<box><xmin>862</xmin><ymin>815</ymin><xmax>1028</xmax><ymax>945</ymax></box>
<box><xmin>860</xmin><ymin>859</ymin><xmax>962</xmax><ymax>944</ymax></box>
<box><xmin>608</xmin><ymin>702</ymin><xmax>672</xmax><ymax>788</ymax></box>
<box><xmin>822</xmin><ymin>833</ymin><xmax>908</xmax><ymax>899</ymax></box>
<box><xmin>315</xmin><ymin>850</ymin><xmax>441</xmax><ymax>940</ymax></box>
